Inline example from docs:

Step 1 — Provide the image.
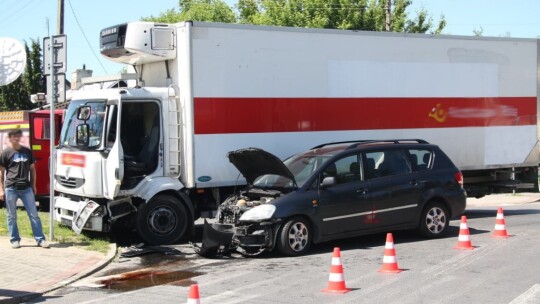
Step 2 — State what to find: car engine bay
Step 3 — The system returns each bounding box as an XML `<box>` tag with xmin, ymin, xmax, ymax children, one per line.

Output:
<box><xmin>217</xmin><ymin>188</ymin><xmax>282</xmax><ymax>224</ymax></box>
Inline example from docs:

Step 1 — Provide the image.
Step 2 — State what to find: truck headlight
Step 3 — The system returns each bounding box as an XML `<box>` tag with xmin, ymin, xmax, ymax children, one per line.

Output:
<box><xmin>91</xmin><ymin>206</ymin><xmax>105</xmax><ymax>217</ymax></box>
<box><xmin>239</xmin><ymin>205</ymin><xmax>276</xmax><ymax>221</ymax></box>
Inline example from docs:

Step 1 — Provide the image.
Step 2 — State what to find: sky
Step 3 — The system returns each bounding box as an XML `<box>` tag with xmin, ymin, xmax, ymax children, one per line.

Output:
<box><xmin>1</xmin><ymin>0</ymin><xmax>540</xmax><ymax>79</ymax></box>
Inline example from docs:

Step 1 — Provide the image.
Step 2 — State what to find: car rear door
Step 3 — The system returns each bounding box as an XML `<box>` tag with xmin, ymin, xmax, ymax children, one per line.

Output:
<box><xmin>316</xmin><ymin>153</ymin><xmax>373</xmax><ymax>236</ymax></box>
<box><xmin>363</xmin><ymin>148</ymin><xmax>422</xmax><ymax>229</ymax></box>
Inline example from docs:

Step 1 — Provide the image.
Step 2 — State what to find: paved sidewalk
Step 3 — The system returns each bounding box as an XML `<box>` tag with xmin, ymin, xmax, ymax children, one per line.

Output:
<box><xmin>0</xmin><ymin>237</ymin><xmax>116</xmax><ymax>304</ymax></box>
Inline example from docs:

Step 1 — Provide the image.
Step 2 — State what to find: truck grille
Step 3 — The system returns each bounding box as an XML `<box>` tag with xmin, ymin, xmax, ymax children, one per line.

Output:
<box><xmin>56</xmin><ymin>175</ymin><xmax>85</xmax><ymax>188</ymax></box>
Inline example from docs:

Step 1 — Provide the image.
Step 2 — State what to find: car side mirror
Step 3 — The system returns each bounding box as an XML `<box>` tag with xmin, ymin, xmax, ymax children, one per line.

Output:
<box><xmin>76</xmin><ymin>124</ymin><xmax>90</xmax><ymax>146</ymax></box>
<box><xmin>320</xmin><ymin>176</ymin><xmax>336</xmax><ymax>189</ymax></box>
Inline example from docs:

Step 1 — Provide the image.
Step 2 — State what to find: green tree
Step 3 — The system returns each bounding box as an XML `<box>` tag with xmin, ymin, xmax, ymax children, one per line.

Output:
<box><xmin>0</xmin><ymin>39</ymin><xmax>45</xmax><ymax>111</ymax></box>
<box><xmin>143</xmin><ymin>0</ymin><xmax>236</xmax><ymax>23</ymax></box>
<box><xmin>236</xmin><ymin>0</ymin><xmax>445</xmax><ymax>33</ymax></box>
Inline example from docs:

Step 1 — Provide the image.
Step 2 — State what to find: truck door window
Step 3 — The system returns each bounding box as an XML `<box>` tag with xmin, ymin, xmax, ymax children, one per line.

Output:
<box><xmin>33</xmin><ymin>117</ymin><xmax>50</xmax><ymax>140</ymax></box>
<box><xmin>122</xmin><ymin>102</ymin><xmax>161</xmax><ymax>182</ymax></box>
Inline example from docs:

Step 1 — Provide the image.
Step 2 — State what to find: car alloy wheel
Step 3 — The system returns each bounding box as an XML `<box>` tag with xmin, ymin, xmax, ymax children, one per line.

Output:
<box><xmin>419</xmin><ymin>202</ymin><xmax>450</xmax><ymax>238</ymax></box>
<box><xmin>425</xmin><ymin>206</ymin><xmax>447</xmax><ymax>234</ymax></box>
<box><xmin>277</xmin><ymin>217</ymin><xmax>312</xmax><ymax>256</ymax></box>
<box><xmin>288</xmin><ymin>222</ymin><xmax>309</xmax><ymax>252</ymax></box>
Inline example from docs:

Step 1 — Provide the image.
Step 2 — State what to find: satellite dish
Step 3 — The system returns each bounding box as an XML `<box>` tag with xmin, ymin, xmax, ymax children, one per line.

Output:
<box><xmin>0</xmin><ymin>37</ymin><xmax>27</xmax><ymax>86</ymax></box>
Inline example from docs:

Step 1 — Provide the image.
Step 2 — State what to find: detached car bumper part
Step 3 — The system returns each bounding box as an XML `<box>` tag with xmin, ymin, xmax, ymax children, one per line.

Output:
<box><xmin>195</xmin><ymin>219</ymin><xmax>279</xmax><ymax>257</ymax></box>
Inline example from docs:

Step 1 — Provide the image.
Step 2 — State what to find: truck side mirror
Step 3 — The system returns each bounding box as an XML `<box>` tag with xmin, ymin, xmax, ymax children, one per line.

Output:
<box><xmin>77</xmin><ymin>106</ymin><xmax>91</xmax><ymax>121</ymax></box>
<box><xmin>320</xmin><ymin>176</ymin><xmax>336</xmax><ymax>189</ymax></box>
<box><xmin>76</xmin><ymin>124</ymin><xmax>90</xmax><ymax>146</ymax></box>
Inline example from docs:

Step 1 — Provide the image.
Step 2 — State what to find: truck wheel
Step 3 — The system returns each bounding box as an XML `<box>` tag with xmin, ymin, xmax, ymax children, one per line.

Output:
<box><xmin>276</xmin><ymin>217</ymin><xmax>312</xmax><ymax>256</ymax></box>
<box><xmin>136</xmin><ymin>195</ymin><xmax>190</xmax><ymax>245</ymax></box>
<box><xmin>418</xmin><ymin>202</ymin><xmax>449</xmax><ymax>238</ymax></box>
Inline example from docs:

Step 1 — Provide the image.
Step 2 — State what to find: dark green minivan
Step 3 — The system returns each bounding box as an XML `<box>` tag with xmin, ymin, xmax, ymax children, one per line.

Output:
<box><xmin>199</xmin><ymin>140</ymin><xmax>466</xmax><ymax>257</ymax></box>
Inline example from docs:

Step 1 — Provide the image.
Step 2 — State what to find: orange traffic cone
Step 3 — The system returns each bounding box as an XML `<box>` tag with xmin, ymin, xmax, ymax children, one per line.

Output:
<box><xmin>492</xmin><ymin>207</ymin><xmax>510</xmax><ymax>238</ymax></box>
<box><xmin>186</xmin><ymin>284</ymin><xmax>201</xmax><ymax>304</ymax></box>
<box><xmin>378</xmin><ymin>233</ymin><xmax>402</xmax><ymax>273</ymax></box>
<box><xmin>455</xmin><ymin>215</ymin><xmax>474</xmax><ymax>250</ymax></box>
<box><xmin>322</xmin><ymin>247</ymin><xmax>351</xmax><ymax>293</ymax></box>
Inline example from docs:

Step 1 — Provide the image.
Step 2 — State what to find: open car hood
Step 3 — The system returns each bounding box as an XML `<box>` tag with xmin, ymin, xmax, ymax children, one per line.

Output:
<box><xmin>227</xmin><ymin>148</ymin><xmax>296</xmax><ymax>185</ymax></box>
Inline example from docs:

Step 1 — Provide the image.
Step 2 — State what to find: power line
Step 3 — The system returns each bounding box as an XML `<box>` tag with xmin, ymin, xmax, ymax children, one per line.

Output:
<box><xmin>66</xmin><ymin>0</ymin><xmax>107</xmax><ymax>74</ymax></box>
<box><xmin>0</xmin><ymin>0</ymin><xmax>37</xmax><ymax>27</ymax></box>
<box><xmin>0</xmin><ymin>0</ymin><xmax>29</xmax><ymax>19</ymax></box>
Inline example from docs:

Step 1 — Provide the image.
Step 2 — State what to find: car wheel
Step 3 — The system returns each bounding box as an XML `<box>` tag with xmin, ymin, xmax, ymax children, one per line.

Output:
<box><xmin>136</xmin><ymin>195</ymin><xmax>190</xmax><ymax>245</ymax></box>
<box><xmin>419</xmin><ymin>202</ymin><xmax>450</xmax><ymax>238</ymax></box>
<box><xmin>277</xmin><ymin>217</ymin><xmax>312</xmax><ymax>256</ymax></box>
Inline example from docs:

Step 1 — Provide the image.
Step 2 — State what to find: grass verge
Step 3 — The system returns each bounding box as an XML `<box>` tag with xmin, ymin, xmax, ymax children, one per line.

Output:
<box><xmin>0</xmin><ymin>208</ymin><xmax>111</xmax><ymax>254</ymax></box>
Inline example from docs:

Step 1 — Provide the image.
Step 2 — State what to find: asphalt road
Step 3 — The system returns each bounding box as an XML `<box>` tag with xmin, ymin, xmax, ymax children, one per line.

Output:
<box><xmin>31</xmin><ymin>202</ymin><xmax>540</xmax><ymax>304</ymax></box>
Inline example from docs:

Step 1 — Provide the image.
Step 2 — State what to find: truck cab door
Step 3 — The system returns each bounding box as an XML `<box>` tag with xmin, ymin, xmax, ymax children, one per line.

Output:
<box><xmin>28</xmin><ymin>111</ymin><xmax>61</xmax><ymax>197</ymax></box>
<box><xmin>102</xmin><ymin>99</ymin><xmax>124</xmax><ymax>200</ymax></box>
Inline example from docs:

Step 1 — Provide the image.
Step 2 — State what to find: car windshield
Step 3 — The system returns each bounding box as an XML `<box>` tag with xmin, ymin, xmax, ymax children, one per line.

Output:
<box><xmin>253</xmin><ymin>154</ymin><xmax>332</xmax><ymax>189</ymax></box>
<box><xmin>59</xmin><ymin>99</ymin><xmax>107</xmax><ymax>150</ymax></box>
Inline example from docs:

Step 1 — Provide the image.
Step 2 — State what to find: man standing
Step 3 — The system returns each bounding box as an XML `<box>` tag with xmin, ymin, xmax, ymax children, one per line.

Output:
<box><xmin>0</xmin><ymin>129</ymin><xmax>49</xmax><ymax>248</ymax></box>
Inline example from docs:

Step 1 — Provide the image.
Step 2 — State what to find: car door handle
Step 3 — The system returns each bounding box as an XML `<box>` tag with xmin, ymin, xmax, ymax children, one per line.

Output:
<box><xmin>410</xmin><ymin>179</ymin><xmax>419</xmax><ymax>186</ymax></box>
<box><xmin>357</xmin><ymin>188</ymin><xmax>368</xmax><ymax>195</ymax></box>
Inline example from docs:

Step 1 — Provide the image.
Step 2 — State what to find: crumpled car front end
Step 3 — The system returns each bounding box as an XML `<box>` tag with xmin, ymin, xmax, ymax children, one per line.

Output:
<box><xmin>194</xmin><ymin>147</ymin><xmax>297</xmax><ymax>257</ymax></box>
<box><xmin>195</xmin><ymin>190</ymin><xmax>283</xmax><ymax>257</ymax></box>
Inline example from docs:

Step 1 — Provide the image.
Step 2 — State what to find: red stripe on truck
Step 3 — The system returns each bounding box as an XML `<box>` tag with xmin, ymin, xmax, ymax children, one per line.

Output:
<box><xmin>194</xmin><ymin>97</ymin><xmax>536</xmax><ymax>134</ymax></box>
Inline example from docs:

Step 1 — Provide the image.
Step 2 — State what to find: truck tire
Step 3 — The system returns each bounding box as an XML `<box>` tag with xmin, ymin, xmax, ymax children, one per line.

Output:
<box><xmin>136</xmin><ymin>194</ymin><xmax>190</xmax><ymax>245</ymax></box>
<box><xmin>276</xmin><ymin>216</ymin><xmax>312</xmax><ymax>256</ymax></box>
<box><xmin>418</xmin><ymin>201</ymin><xmax>450</xmax><ymax>238</ymax></box>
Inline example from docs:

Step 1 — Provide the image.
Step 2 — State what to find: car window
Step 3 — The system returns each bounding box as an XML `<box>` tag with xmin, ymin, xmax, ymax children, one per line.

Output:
<box><xmin>322</xmin><ymin>154</ymin><xmax>361</xmax><ymax>185</ymax></box>
<box><xmin>364</xmin><ymin>149</ymin><xmax>410</xmax><ymax>179</ymax></box>
<box><xmin>407</xmin><ymin>149</ymin><xmax>433</xmax><ymax>171</ymax></box>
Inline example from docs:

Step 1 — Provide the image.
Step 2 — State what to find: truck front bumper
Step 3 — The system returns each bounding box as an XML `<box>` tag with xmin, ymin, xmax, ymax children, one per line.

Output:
<box><xmin>54</xmin><ymin>196</ymin><xmax>107</xmax><ymax>233</ymax></box>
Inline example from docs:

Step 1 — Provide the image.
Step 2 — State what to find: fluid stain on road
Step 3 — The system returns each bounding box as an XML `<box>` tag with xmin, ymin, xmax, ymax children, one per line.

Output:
<box><xmin>100</xmin><ymin>268</ymin><xmax>202</xmax><ymax>291</ymax></box>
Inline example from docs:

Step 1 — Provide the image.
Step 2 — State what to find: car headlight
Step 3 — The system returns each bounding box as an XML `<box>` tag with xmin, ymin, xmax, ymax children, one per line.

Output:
<box><xmin>239</xmin><ymin>205</ymin><xmax>276</xmax><ymax>221</ymax></box>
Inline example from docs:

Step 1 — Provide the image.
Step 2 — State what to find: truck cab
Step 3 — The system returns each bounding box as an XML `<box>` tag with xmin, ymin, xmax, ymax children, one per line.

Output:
<box><xmin>54</xmin><ymin>84</ymin><xmax>193</xmax><ymax>244</ymax></box>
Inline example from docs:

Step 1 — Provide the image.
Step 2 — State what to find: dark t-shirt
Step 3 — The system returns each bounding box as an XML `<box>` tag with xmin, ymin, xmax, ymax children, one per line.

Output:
<box><xmin>0</xmin><ymin>146</ymin><xmax>35</xmax><ymax>188</ymax></box>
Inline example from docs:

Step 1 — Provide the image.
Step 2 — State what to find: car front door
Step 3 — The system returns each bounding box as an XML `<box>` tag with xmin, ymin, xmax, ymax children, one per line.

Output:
<box><xmin>363</xmin><ymin>148</ymin><xmax>421</xmax><ymax>229</ymax></box>
<box><xmin>316</xmin><ymin>153</ymin><xmax>372</xmax><ymax>236</ymax></box>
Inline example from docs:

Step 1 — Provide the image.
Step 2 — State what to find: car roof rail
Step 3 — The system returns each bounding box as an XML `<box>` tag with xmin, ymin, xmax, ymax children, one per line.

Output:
<box><xmin>311</xmin><ymin>139</ymin><xmax>430</xmax><ymax>150</ymax></box>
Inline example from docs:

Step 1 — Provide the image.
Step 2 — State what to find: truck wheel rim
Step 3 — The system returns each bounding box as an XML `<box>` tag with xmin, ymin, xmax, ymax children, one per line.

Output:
<box><xmin>426</xmin><ymin>207</ymin><xmax>446</xmax><ymax>234</ymax></box>
<box><xmin>148</xmin><ymin>207</ymin><xmax>177</xmax><ymax>235</ymax></box>
<box><xmin>288</xmin><ymin>222</ymin><xmax>308</xmax><ymax>252</ymax></box>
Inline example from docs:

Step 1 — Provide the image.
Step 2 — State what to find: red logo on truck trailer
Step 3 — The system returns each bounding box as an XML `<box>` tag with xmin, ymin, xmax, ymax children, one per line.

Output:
<box><xmin>61</xmin><ymin>153</ymin><xmax>86</xmax><ymax>168</ymax></box>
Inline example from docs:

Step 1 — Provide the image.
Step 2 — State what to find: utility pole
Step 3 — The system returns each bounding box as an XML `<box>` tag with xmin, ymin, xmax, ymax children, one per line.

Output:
<box><xmin>385</xmin><ymin>0</ymin><xmax>391</xmax><ymax>32</ymax></box>
<box><xmin>57</xmin><ymin>0</ymin><xmax>64</xmax><ymax>34</ymax></box>
<box><xmin>49</xmin><ymin>0</ymin><xmax>65</xmax><ymax>241</ymax></box>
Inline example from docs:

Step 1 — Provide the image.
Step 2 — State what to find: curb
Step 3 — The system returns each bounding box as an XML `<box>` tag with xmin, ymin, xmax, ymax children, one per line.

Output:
<box><xmin>0</xmin><ymin>243</ymin><xmax>117</xmax><ymax>304</ymax></box>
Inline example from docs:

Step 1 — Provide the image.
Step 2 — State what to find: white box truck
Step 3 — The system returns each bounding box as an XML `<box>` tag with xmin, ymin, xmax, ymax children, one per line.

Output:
<box><xmin>54</xmin><ymin>21</ymin><xmax>539</xmax><ymax>244</ymax></box>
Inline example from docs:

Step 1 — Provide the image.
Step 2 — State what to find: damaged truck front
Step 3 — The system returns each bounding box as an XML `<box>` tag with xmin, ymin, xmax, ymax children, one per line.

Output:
<box><xmin>197</xmin><ymin>148</ymin><xmax>304</xmax><ymax>257</ymax></box>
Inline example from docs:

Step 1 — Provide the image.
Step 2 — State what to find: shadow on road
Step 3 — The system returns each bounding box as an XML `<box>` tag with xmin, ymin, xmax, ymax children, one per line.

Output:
<box><xmin>108</xmin><ymin>210</ymin><xmax>509</xmax><ymax>259</ymax></box>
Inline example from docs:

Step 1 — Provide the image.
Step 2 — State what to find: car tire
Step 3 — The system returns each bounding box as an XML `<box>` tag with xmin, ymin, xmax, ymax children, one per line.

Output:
<box><xmin>276</xmin><ymin>216</ymin><xmax>312</xmax><ymax>256</ymax></box>
<box><xmin>418</xmin><ymin>201</ymin><xmax>450</xmax><ymax>238</ymax></box>
<box><xmin>136</xmin><ymin>194</ymin><xmax>190</xmax><ymax>245</ymax></box>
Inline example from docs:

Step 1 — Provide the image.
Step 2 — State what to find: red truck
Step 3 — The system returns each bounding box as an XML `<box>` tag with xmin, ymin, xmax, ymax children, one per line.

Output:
<box><xmin>0</xmin><ymin>109</ymin><xmax>63</xmax><ymax>210</ymax></box>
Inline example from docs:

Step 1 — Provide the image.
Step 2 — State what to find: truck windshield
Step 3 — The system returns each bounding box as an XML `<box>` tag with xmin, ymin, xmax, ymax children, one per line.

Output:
<box><xmin>59</xmin><ymin>99</ymin><xmax>107</xmax><ymax>150</ymax></box>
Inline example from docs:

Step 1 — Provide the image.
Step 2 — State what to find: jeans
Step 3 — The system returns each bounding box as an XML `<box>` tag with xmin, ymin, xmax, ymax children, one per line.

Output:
<box><xmin>5</xmin><ymin>187</ymin><xmax>46</xmax><ymax>244</ymax></box>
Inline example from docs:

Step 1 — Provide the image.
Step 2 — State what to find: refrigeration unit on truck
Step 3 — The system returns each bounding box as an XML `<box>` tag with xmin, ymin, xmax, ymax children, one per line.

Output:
<box><xmin>53</xmin><ymin>21</ymin><xmax>539</xmax><ymax>244</ymax></box>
